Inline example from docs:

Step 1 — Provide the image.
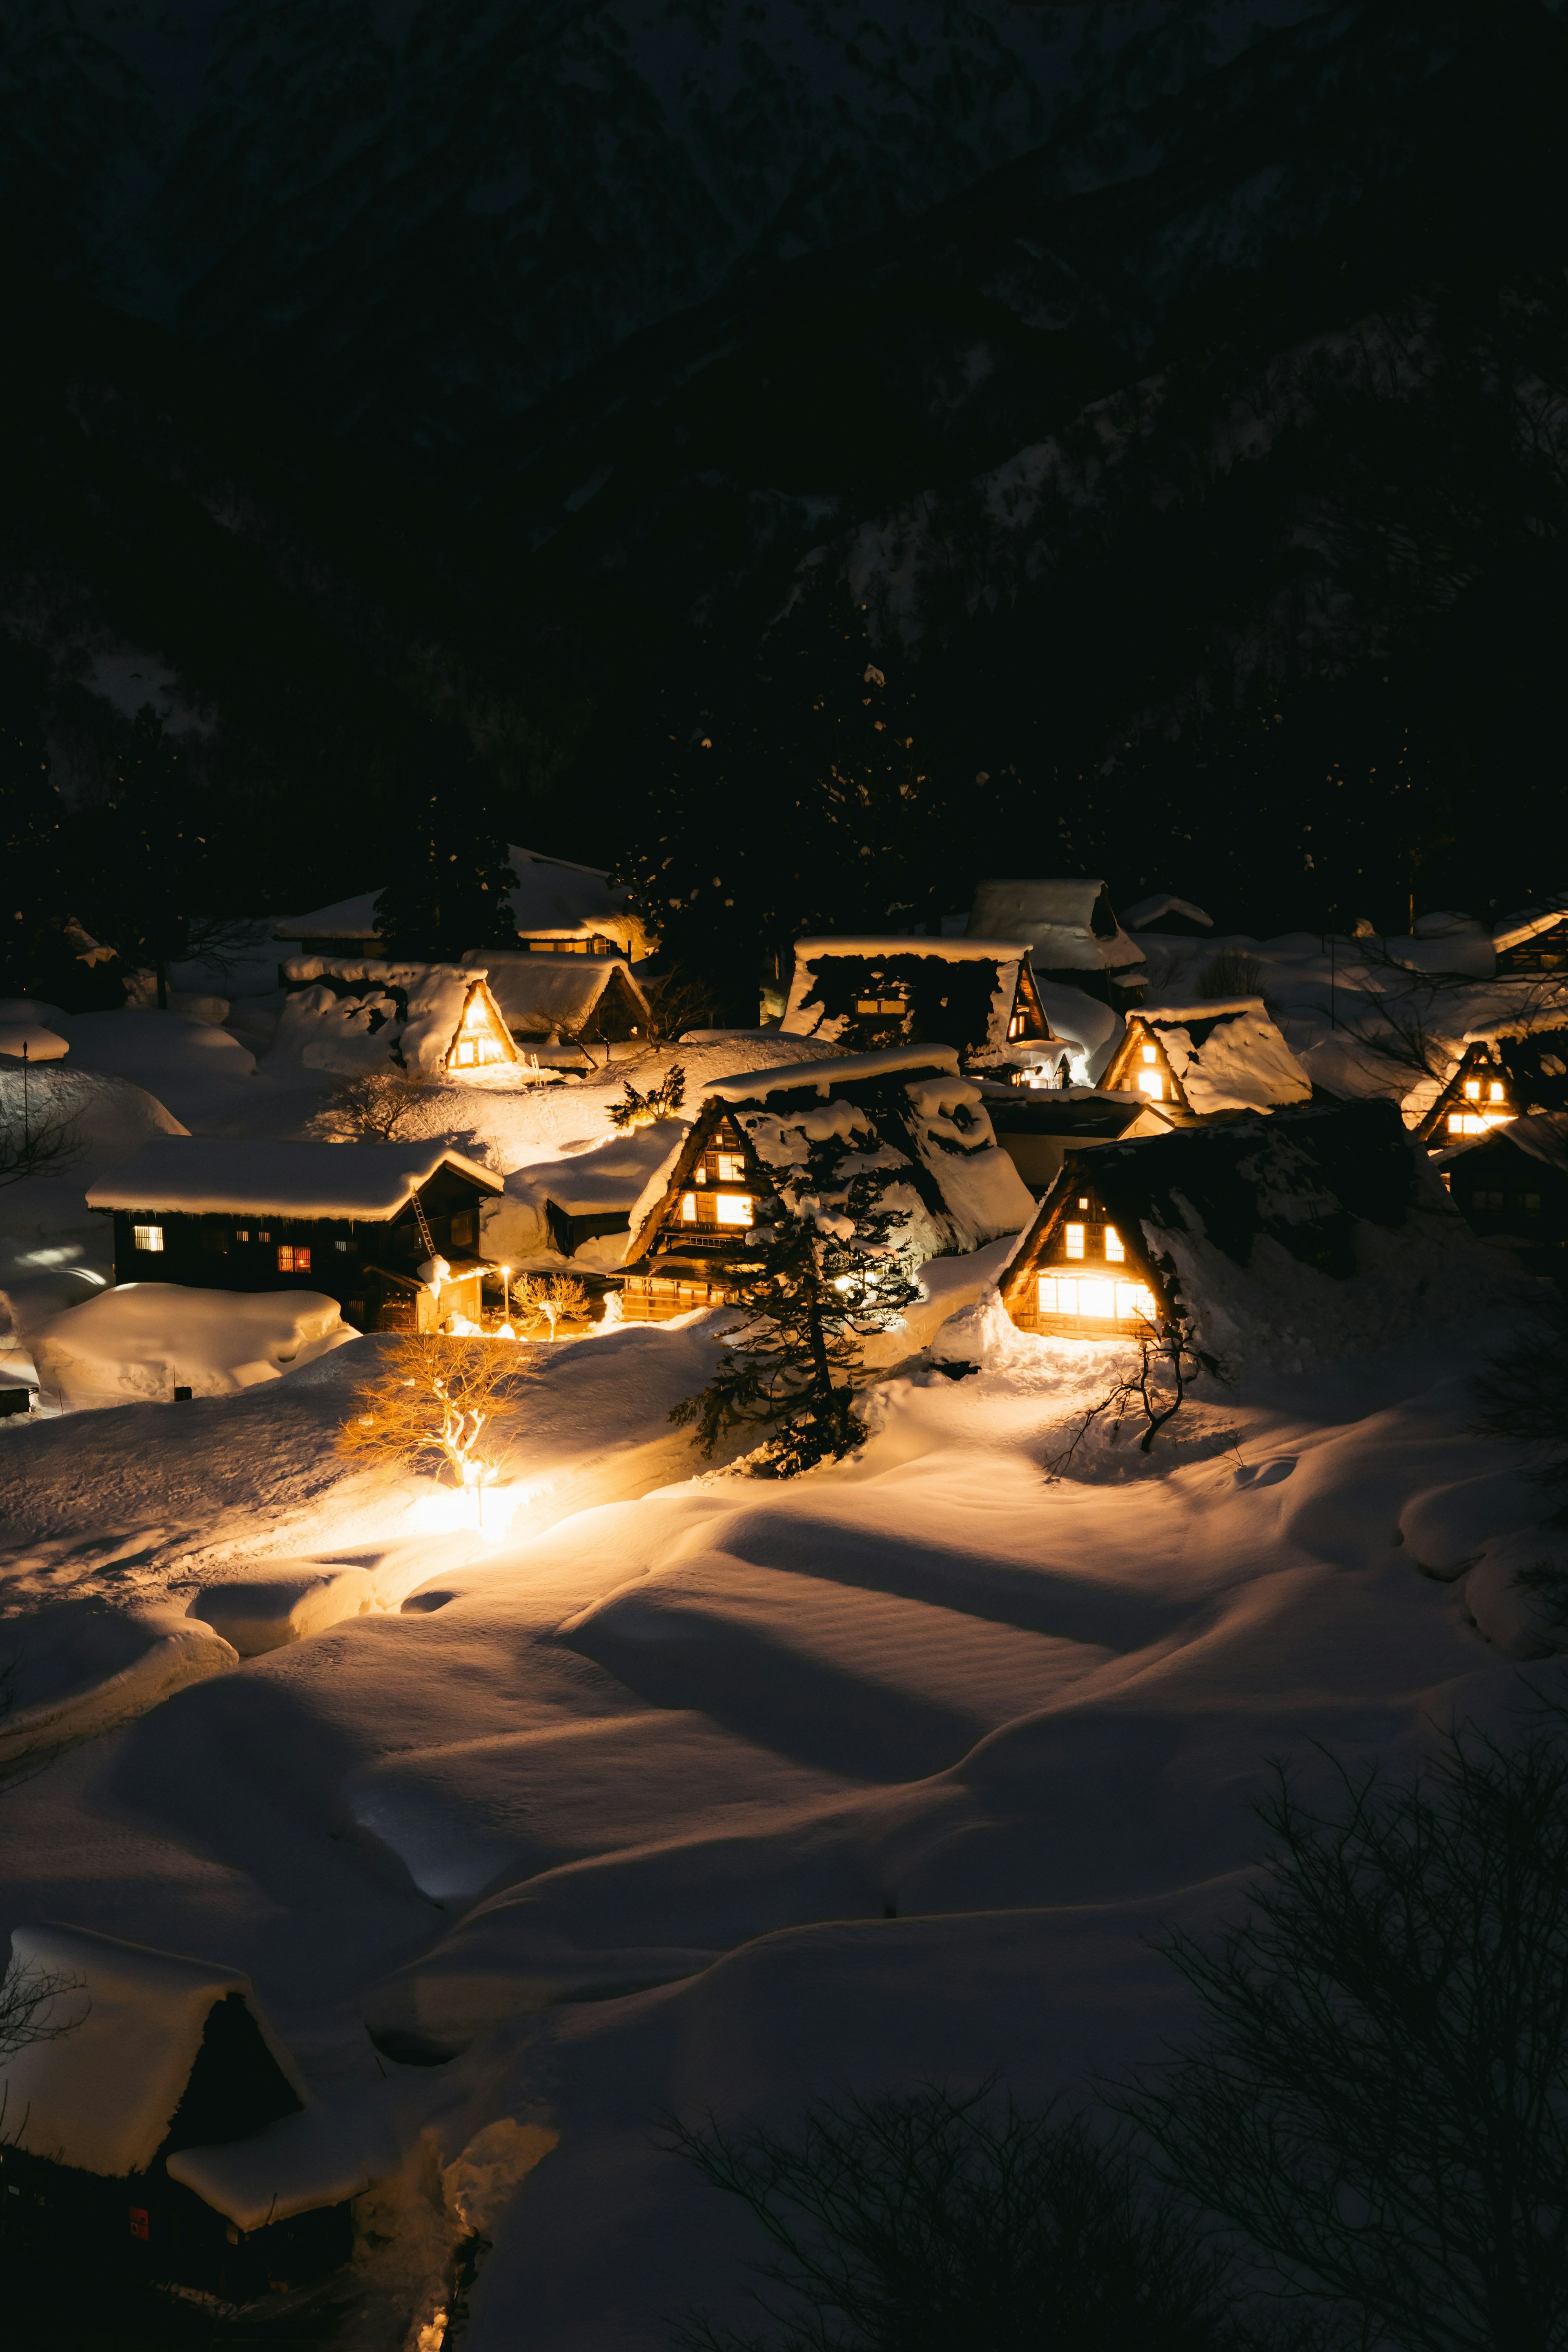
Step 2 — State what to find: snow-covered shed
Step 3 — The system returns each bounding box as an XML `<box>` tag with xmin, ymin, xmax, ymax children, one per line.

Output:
<box><xmin>998</xmin><ymin>1098</ymin><xmax>1504</xmax><ymax>1360</ymax></box>
<box><xmin>461</xmin><ymin>948</ymin><xmax>651</xmax><ymax>1051</ymax></box>
<box><xmin>966</xmin><ymin>880</ymin><xmax>1146</xmax><ymax>1009</ymax></box>
<box><xmin>1492</xmin><ymin>894</ymin><xmax>1568</xmax><ymax>977</ymax></box>
<box><xmin>0</xmin><ymin>1923</ymin><xmax>354</xmax><ymax>2300</ymax></box>
<box><xmin>620</xmin><ymin>1046</ymin><xmax>1034</xmax><ymax>1323</ymax></box>
<box><xmin>87</xmin><ymin>1136</ymin><xmax>503</xmax><ymax>1331</ymax></box>
<box><xmin>1408</xmin><ymin>1035</ymin><xmax>1520</xmax><ymax>1147</ymax></box>
<box><xmin>779</xmin><ymin>938</ymin><xmax>1054</xmax><ymax>1067</ymax></box>
<box><xmin>1433</xmin><ymin>1111</ymin><xmax>1568</xmax><ymax>1274</ymax></box>
<box><xmin>1120</xmin><ymin>893</ymin><xmax>1214</xmax><ymax>937</ymax></box>
<box><xmin>1098</xmin><ymin>999</ymin><xmax>1312</xmax><ymax>1122</ymax></box>
<box><xmin>1457</xmin><ymin>1009</ymin><xmax>1568</xmax><ymax>1118</ymax></box>
<box><xmin>488</xmin><ymin>1118</ymin><xmax>688</xmax><ymax>1266</ymax></box>
<box><xmin>270</xmin><ymin>846</ymin><xmax>653</xmax><ymax>966</ymax></box>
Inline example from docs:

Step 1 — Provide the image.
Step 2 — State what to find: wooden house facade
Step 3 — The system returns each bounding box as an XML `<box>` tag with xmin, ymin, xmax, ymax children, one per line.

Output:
<box><xmin>780</xmin><ymin>938</ymin><xmax>1055</xmax><ymax>1067</ymax></box>
<box><xmin>620</xmin><ymin>1045</ymin><xmax>1035</xmax><ymax>1323</ymax></box>
<box><xmin>87</xmin><ymin>1137</ymin><xmax>504</xmax><ymax>1332</ymax></box>
<box><xmin>273</xmin><ymin>958</ymin><xmax>518</xmax><ymax>1080</ymax></box>
<box><xmin>967</xmin><ymin>880</ymin><xmax>1147</xmax><ymax>1009</ymax></box>
<box><xmin>0</xmin><ymin>1924</ymin><xmax>354</xmax><ymax>2304</ymax></box>
<box><xmin>1098</xmin><ymin>998</ymin><xmax>1312</xmax><ymax>1124</ymax></box>
<box><xmin>998</xmin><ymin>1098</ymin><xmax>1491</xmax><ymax>1357</ymax></box>
<box><xmin>1409</xmin><ymin>1037</ymin><xmax>1519</xmax><ymax>1147</ymax></box>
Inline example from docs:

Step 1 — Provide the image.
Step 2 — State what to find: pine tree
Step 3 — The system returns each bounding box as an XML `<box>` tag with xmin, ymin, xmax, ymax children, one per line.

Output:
<box><xmin>670</xmin><ymin>1194</ymin><xmax>919</xmax><ymax>1477</ymax></box>
<box><xmin>373</xmin><ymin>721</ymin><xmax>518</xmax><ymax>962</ymax></box>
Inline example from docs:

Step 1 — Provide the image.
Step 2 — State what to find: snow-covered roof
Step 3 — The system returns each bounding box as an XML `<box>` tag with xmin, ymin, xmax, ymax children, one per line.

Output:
<box><xmin>1493</xmin><ymin>899</ymin><xmax>1568</xmax><ymax>954</ymax></box>
<box><xmin>1135</xmin><ymin>998</ymin><xmax>1312</xmax><ymax>1115</ymax></box>
<box><xmin>507</xmin><ymin>1118</ymin><xmax>688</xmax><ymax>1218</ymax></box>
<box><xmin>1463</xmin><ymin>1008</ymin><xmax>1568</xmax><ymax>1044</ymax></box>
<box><xmin>87</xmin><ymin>1136</ymin><xmax>501</xmax><ymax>1216</ymax></box>
<box><xmin>707</xmin><ymin>1045</ymin><xmax>960</xmax><ymax>1101</ymax></box>
<box><xmin>1120</xmin><ymin>893</ymin><xmax>1213</xmax><ymax>932</ymax></box>
<box><xmin>1002</xmin><ymin>1099</ymin><xmax>1515</xmax><ymax>1365</ymax></box>
<box><xmin>273</xmin><ymin>848</ymin><xmax>650</xmax><ymax>953</ymax></box>
<box><xmin>627</xmin><ymin>1046</ymin><xmax>1031</xmax><ymax>1266</ymax></box>
<box><xmin>781</xmin><ymin>942</ymin><xmax>1032</xmax><ymax>1060</ymax></box>
<box><xmin>272</xmin><ymin>960</ymin><xmax>517</xmax><ymax>1080</ymax></box>
<box><xmin>966</xmin><ymin>880</ymin><xmax>1145</xmax><ymax>973</ymax></box>
<box><xmin>462</xmin><ymin>949</ymin><xmax>650</xmax><ymax>1036</ymax></box>
<box><xmin>0</xmin><ymin>1923</ymin><xmax>307</xmax><ymax>2182</ymax></box>
<box><xmin>1434</xmin><ymin>1111</ymin><xmax>1568</xmax><ymax>1176</ymax></box>
<box><xmin>0</xmin><ymin>1020</ymin><xmax>68</xmax><ymax>1060</ymax></box>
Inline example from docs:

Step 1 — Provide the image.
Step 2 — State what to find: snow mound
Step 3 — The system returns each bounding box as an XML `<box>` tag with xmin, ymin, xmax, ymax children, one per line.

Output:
<box><xmin>0</xmin><ymin>1062</ymin><xmax>187</xmax><ymax>1179</ymax></box>
<box><xmin>188</xmin><ymin>1564</ymin><xmax>374</xmax><ymax>1655</ymax></box>
<box><xmin>29</xmin><ymin>1283</ymin><xmax>357</xmax><ymax>1409</ymax></box>
<box><xmin>0</xmin><ymin>1601</ymin><xmax>236</xmax><ymax>1762</ymax></box>
<box><xmin>67</xmin><ymin>1010</ymin><xmax>258</xmax><ymax>1130</ymax></box>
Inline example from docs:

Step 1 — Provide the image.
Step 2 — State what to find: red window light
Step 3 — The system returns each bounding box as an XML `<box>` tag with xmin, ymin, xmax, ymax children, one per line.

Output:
<box><xmin>277</xmin><ymin>1244</ymin><xmax>311</xmax><ymax>1273</ymax></box>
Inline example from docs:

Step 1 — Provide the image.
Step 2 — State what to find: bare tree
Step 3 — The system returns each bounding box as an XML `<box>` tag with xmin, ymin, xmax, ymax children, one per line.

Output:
<box><xmin>664</xmin><ymin>2081</ymin><xmax>1312</xmax><ymax>2352</ymax></box>
<box><xmin>1123</xmin><ymin>1718</ymin><xmax>1568</xmax><ymax>2352</ymax></box>
<box><xmin>0</xmin><ymin>1065</ymin><xmax>82</xmax><ymax>1192</ymax></box>
<box><xmin>336</xmin><ymin>1335</ymin><xmax>536</xmax><ymax>1501</ymax></box>
<box><xmin>1049</xmin><ymin>1320</ymin><xmax>1229</xmax><ymax>1471</ymax></box>
<box><xmin>305</xmin><ymin>1067</ymin><xmax>429</xmax><ymax>1143</ymax></box>
<box><xmin>510</xmin><ymin>1272</ymin><xmax>592</xmax><ymax>1341</ymax></box>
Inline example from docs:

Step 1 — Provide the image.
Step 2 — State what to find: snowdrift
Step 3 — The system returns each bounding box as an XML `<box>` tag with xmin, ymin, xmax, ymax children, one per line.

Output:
<box><xmin>29</xmin><ymin>1283</ymin><xmax>356</xmax><ymax>1408</ymax></box>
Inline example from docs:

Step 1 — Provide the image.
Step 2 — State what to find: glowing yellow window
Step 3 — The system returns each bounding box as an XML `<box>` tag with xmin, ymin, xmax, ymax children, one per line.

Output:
<box><xmin>715</xmin><ymin>1152</ymin><xmax>746</xmax><ymax>1182</ymax></box>
<box><xmin>1463</xmin><ymin>1079</ymin><xmax>1481</xmax><ymax>1101</ymax></box>
<box><xmin>680</xmin><ymin>1192</ymin><xmax>698</xmax><ymax>1221</ymax></box>
<box><xmin>1064</xmin><ymin>1223</ymin><xmax>1085</xmax><ymax>1259</ymax></box>
<box><xmin>1488</xmin><ymin>1081</ymin><xmax>1505</xmax><ymax>1102</ymax></box>
<box><xmin>133</xmin><ymin>1223</ymin><xmax>163</xmax><ymax>1253</ymax></box>
<box><xmin>1105</xmin><ymin>1226</ymin><xmax>1125</xmax><ymax>1263</ymax></box>
<box><xmin>453</xmin><ymin>1036</ymin><xmax>478</xmax><ymax>1065</ymax></box>
<box><xmin>1448</xmin><ymin>1113</ymin><xmax>1484</xmax><ymax>1135</ymax></box>
<box><xmin>1038</xmin><ymin>1274</ymin><xmax>1156</xmax><ymax>1323</ymax></box>
<box><xmin>715</xmin><ymin>1194</ymin><xmax>754</xmax><ymax>1227</ymax></box>
<box><xmin>1142</xmin><ymin>1045</ymin><xmax>1157</xmax><ymax>1062</ymax></box>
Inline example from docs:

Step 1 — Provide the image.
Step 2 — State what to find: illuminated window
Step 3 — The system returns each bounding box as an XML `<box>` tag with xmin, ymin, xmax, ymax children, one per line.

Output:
<box><xmin>1463</xmin><ymin>1078</ymin><xmax>1481</xmax><ymax>1101</ymax></box>
<box><xmin>1038</xmin><ymin>1274</ymin><xmax>1157</xmax><ymax>1323</ymax></box>
<box><xmin>1008</xmin><ymin>1013</ymin><xmax>1025</xmax><ymax>1039</ymax></box>
<box><xmin>856</xmin><ymin>997</ymin><xmax>906</xmax><ymax>1017</ymax></box>
<box><xmin>454</xmin><ymin>1037</ymin><xmax>479</xmax><ymax>1065</ymax></box>
<box><xmin>1064</xmin><ymin>1223</ymin><xmax>1085</xmax><ymax>1259</ymax></box>
<box><xmin>715</xmin><ymin>1193</ymin><xmax>754</xmax><ymax>1226</ymax></box>
<box><xmin>1105</xmin><ymin>1226</ymin><xmax>1125</xmax><ymax>1262</ymax></box>
<box><xmin>1078</xmin><ymin>1196</ymin><xmax>1088</xmax><ymax>1208</ymax></box>
<box><xmin>236</xmin><ymin>1228</ymin><xmax>250</xmax><ymax>1243</ymax></box>
<box><xmin>1448</xmin><ymin>1112</ymin><xmax>1486</xmax><ymax>1135</ymax></box>
<box><xmin>715</xmin><ymin>1152</ymin><xmax>746</xmax><ymax>1182</ymax></box>
<box><xmin>277</xmin><ymin>1244</ymin><xmax>311</xmax><ymax>1272</ymax></box>
<box><xmin>1488</xmin><ymin>1081</ymin><xmax>1505</xmax><ymax>1102</ymax></box>
<box><xmin>680</xmin><ymin>1192</ymin><xmax>698</xmax><ymax>1221</ymax></box>
<box><xmin>133</xmin><ymin>1224</ymin><xmax>163</xmax><ymax>1253</ymax></box>
<box><xmin>1142</xmin><ymin>1045</ymin><xmax>1157</xmax><ymax>1063</ymax></box>
<box><xmin>1138</xmin><ymin>1069</ymin><xmax>1164</xmax><ymax>1098</ymax></box>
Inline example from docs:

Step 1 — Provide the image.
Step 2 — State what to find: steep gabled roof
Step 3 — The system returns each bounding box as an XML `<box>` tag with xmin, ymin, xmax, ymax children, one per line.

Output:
<box><xmin>1000</xmin><ymin>1099</ymin><xmax>1509</xmax><ymax>1362</ymax></box>
<box><xmin>462</xmin><ymin>949</ymin><xmax>650</xmax><ymax>1036</ymax></box>
<box><xmin>87</xmin><ymin>1136</ymin><xmax>501</xmax><ymax>1218</ymax></box>
<box><xmin>1432</xmin><ymin>1110</ymin><xmax>1568</xmax><ymax>1177</ymax></box>
<box><xmin>1104</xmin><ymin>998</ymin><xmax>1311</xmax><ymax>1117</ymax></box>
<box><xmin>272</xmin><ymin>959</ymin><xmax>518</xmax><ymax>1079</ymax></box>
<box><xmin>272</xmin><ymin>848</ymin><xmax>649</xmax><ymax>953</ymax></box>
<box><xmin>780</xmin><ymin>941</ymin><xmax>1042</xmax><ymax>1060</ymax></box>
<box><xmin>625</xmin><ymin>1047</ymin><xmax>1033</xmax><ymax>1267</ymax></box>
<box><xmin>1120</xmin><ymin>893</ymin><xmax>1214</xmax><ymax>932</ymax></box>
<box><xmin>967</xmin><ymin>880</ymin><xmax>1145</xmax><ymax>973</ymax></box>
<box><xmin>1493</xmin><ymin>896</ymin><xmax>1568</xmax><ymax>955</ymax></box>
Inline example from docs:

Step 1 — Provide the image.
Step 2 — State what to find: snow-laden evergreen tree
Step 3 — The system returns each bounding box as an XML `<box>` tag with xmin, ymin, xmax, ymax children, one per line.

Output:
<box><xmin>670</xmin><ymin>1180</ymin><xmax>919</xmax><ymax>1477</ymax></box>
<box><xmin>614</xmin><ymin>577</ymin><xmax>956</xmax><ymax>1019</ymax></box>
<box><xmin>374</xmin><ymin>721</ymin><xmax>517</xmax><ymax>962</ymax></box>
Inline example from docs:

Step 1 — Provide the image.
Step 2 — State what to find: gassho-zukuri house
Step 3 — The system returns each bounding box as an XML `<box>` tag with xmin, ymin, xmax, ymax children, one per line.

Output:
<box><xmin>997</xmin><ymin>1098</ymin><xmax>1506</xmax><ymax>1362</ymax></box>
<box><xmin>87</xmin><ymin>1137</ymin><xmax>504</xmax><ymax>1332</ymax></box>
<box><xmin>0</xmin><ymin>1922</ymin><xmax>366</xmax><ymax>2301</ymax></box>
<box><xmin>619</xmin><ymin>1045</ymin><xmax>1035</xmax><ymax>1323</ymax></box>
<box><xmin>463</xmin><ymin>947</ymin><xmax>652</xmax><ymax>1062</ymax></box>
<box><xmin>966</xmin><ymin>880</ymin><xmax>1147</xmax><ymax>1010</ymax></box>
<box><xmin>270</xmin><ymin>844</ymin><xmax>654</xmax><ymax>968</ymax></box>
<box><xmin>271</xmin><ymin>958</ymin><xmax>519</xmax><ymax>1079</ymax></box>
<box><xmin>779</xmin><ymin>938</ymin><xmax>1055</xmax><ymax>1067</ymax></box>
<box><xmin>1097</xmin><ymin>998</ymin><xmax>1314</xmax><ymax>1123</ymax></box>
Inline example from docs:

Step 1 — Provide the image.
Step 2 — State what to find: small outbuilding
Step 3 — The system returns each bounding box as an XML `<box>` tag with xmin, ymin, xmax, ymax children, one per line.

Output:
<box><xmin>1097</xmin><ymin>998</ymin><xmax>1312</xmax><ymax>1123</ymax></box>
<box><xmin>1433</xmin><ymin>1112</ymin><xmax>1568</xmax><ymax>1275</ymax></box>
<box><xmin>87</xmin><ymin>1136</ymin><xmax>504</xmax><ymax>1331</ymax></box>
<box><xmin>998</xmin><ymin>1098</ymin><xmax>1502</xmax><ymax>1360</ymax></box>
<box><xmin>779</xmin><ymin>938</ymin><xmax>1054</xmax><ymax>1067</ymax></box>
<box><xmin>463</xmin><ymin>948</ymin><xmax>651</xmax><ymax>1054</ymax></box>
<box><xmin>0</xmin><ymin>1923</ymin><xmax>356</xmax><ymax>2302</ymax></box>
<box><xmin>274</xmin><ymin>958</ymin><xmax>518</xmax><ymax>1080</ymax></box>
<box><xmin>620</xmin><ymin>1045</ymin><xmax>1034</xmax><ymax>1322</ymax></box>
<box><xmin>1120</xmin><ymin>893</ymin><xmax>1215</xmax><ymax>938</ymax></box>
<box><xmin>966</xmin><ymin>881</ymin><xmax>1147</xmax><ymax>1009</ymax></box>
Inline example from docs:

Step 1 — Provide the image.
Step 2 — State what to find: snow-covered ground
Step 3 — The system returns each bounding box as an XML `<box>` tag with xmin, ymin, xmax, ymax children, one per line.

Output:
<box><xmin>0</xmin><ymin>963</ymin><xmax>1562</xmax><ymax>2345</ymax></box>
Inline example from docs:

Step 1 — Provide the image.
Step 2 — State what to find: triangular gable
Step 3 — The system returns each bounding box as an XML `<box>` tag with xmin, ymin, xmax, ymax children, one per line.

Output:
<box><xmin>274</xmin><ymin>958</ymin><xmax>518</xmax><ymax>1078</ymax></box>
<box><xmin>1411</xmin><ymin>1038</ymin><xmax>1518</xmax><ymax>1146</ymax></box>
<box><xmin>781</xmin><ymin>939</ymin><xmax>1046</xmax><ymax>1062</ymax></box>
<box><xmin>1100</xmin><ymin>999</ymin><xmax>1310</xmax><ymax>1118</ymax></box>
